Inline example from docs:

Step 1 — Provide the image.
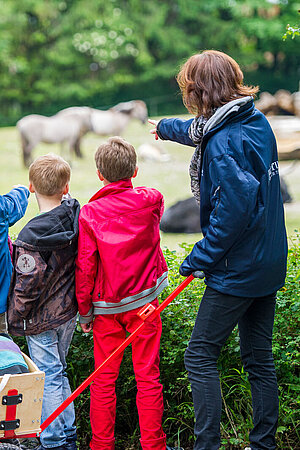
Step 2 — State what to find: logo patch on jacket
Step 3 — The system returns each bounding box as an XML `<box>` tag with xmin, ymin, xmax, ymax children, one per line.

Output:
<box><xmin>17</xmin><ymin>254</ymin><xmax>36</xmax><ymax>273</ymax></box>
<box><xmin>268</xmin><ymin>161</ymin><xmax>279</xmax><ymax>181</ymax></box>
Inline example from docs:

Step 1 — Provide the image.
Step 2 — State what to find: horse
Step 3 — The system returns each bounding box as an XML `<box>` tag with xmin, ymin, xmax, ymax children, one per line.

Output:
<box><xmin>17</xmin><ymin>108</ymin><xmax>92</xmax><ymax>167</ymax></box>
<box><xmin>17</xmin><ymin>100</ymin><xmax>148</xmax><ymax>167</ymax></box>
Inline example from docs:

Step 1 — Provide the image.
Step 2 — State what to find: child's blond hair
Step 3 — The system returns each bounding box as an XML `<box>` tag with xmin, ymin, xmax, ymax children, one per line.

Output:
<box><xmin>29</xmin><ymin>153</ymin><xmax>71</xmax><ymax>196</ymax></box>
<box><xmin>95</xmin><ymin>136</ymin><xmax>136</xmax><ymax>182</ymax></box>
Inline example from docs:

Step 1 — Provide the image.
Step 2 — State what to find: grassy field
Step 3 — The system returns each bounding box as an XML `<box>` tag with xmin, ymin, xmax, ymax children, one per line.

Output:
<box><xmin>1</xmin><ymin>117</ymin><xmax>299</xmax><ymax>250</ymax></box>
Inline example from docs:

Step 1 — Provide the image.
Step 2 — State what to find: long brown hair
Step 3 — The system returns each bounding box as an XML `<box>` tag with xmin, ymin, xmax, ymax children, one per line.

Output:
<box><xmin>177</xmin><ymin>50</ymin><xmax>259</xmax><ymax>117</ymax></box>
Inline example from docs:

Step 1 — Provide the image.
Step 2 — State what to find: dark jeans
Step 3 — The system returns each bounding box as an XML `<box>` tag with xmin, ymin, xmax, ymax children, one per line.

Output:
<box><xmin>184</xmin><ymin>287</ymin><xmax>278</xmax><ymax>450</ymax></box>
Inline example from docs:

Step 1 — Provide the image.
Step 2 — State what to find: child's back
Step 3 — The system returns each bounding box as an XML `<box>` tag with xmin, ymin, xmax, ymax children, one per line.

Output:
<box><xmin>8</xmin><ymin>154</ymin><xmax>79</xmax><ymax>450</ymax></box>
<box><xmin>77</xmin><ymin>180</ymin><xmax>168</xmax><ymax>316</ymax></box>
<box><xmin>8</xmin><ymin>197</ymin><xmax>79</xmax><ymax>335</ymax></box>
<box><xmin>76</xmin><ymin>137</ymin><xmax>169</xmax><ymax>450</ymax></box>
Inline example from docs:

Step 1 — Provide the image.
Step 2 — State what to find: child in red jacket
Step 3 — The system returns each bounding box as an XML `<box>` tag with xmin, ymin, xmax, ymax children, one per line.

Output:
<box><xmin>76</xmin><ymin>136</ymin><xmax>176</xmax><ymax>450</ymax></box>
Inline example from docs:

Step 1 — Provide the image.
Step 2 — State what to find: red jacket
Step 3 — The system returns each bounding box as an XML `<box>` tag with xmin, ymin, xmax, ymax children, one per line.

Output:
<box><xmin>75</xmin><ymin>179</ymin><xmax>168</xmax><ymax>323</ymax></box>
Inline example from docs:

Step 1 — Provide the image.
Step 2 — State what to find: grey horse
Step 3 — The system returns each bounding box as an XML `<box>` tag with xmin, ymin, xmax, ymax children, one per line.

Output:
<box><xmin>17</xmin><ymin>100</ymin><xmax>148</xmax><ymax>167</ymax></box>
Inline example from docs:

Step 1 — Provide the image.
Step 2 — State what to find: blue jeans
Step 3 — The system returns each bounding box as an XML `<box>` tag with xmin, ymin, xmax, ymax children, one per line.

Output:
<box><xmin>184</xmin><ymin>287</ymin><xmax>278</xmax><ymax>450</ymax></box>
<box><xmin>26</xmin><ymin>316</ymin><xmax>77</xmax><ymax>448</ymax></box>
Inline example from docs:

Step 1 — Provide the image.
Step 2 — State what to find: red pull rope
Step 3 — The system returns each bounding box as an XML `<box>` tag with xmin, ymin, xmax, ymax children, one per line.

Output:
<box><xmin>40</xmin><ymin>274</ymin><xmax>195</xmax><ymax>432</ymax></box>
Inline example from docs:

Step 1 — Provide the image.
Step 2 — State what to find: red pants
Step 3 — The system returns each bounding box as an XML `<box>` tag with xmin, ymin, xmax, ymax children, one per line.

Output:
<box><xmin>90</xmin><ymin>300</ymin><xmax>166</xmax><ymax>450</ymax></box>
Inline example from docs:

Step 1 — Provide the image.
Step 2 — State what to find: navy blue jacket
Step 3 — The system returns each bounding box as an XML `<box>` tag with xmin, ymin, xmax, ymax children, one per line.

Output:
<box><xmin>157</xmin><ymin>100</ymin><xmax>287</xmax><ymax>297</ymax></box>
<box><xmin>0</xmin><ymin>187</ymin><xmax>29</xmax><ymax>313</ymax></box>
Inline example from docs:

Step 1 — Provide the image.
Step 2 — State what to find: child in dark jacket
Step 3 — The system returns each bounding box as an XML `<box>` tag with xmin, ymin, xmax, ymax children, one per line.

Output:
<box><xmin>8</xmin><ymin>154</ymin><xmax>80</xmax><ymax>450</ymax></box>
<box><xmin>0</xmin><ymin>185</ymin><xmax>29</xmax><ymax>333</ymax></box>
<box><xmin>76</xmin><ymin>137</ymin><xmax>179</xmax><ymax>450</ymax></box>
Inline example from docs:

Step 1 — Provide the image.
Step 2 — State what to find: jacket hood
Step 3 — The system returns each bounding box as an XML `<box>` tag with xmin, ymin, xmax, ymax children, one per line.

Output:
<box><xmin>204</xmin><ymin>96</ymin><xmax>254</xmax><ymax>135</ymax></box>
<box><xmin>16</xmin><ymin>198</ymin><xmax>80</xmax><ymax>250</ymax></box>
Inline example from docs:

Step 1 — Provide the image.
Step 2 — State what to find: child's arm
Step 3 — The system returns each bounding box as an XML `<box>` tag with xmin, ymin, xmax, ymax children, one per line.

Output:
<box><xmin>0</xmin><ymin>185</ymin><xmax>30</xmax><ymax>226</ymax></box>
<box><xmin>149</xmin><ymin>118</ymin><xmax>195</xmax><ymax>147</ymax></box>
<box><xmin>75</xmin><ymin>212</ymin><xmax>98</xmax><ymax>331</ymax></box>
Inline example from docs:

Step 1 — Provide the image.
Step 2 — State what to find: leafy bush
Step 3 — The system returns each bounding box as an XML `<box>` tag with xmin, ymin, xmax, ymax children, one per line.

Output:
<box><xmin>14</xmin><ymin>240</ymin><xmax>300</xmax><ymax>449</ymax></box>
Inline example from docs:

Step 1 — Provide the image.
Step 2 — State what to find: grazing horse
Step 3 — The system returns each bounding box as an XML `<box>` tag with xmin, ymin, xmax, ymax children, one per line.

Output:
<box><xmin>17</xmin><ymin>100</ymin><xmax>148</xmax><ymax>167</ymax></box>
<box><xmin>59</xmin><ymin>100</ymin><xmax>148</xmax><ymax>136</ymax></box>
<box><xmin>17</xmin><ymin>109</ymin><xmax>92</xmax><ymax>167</ymax></box>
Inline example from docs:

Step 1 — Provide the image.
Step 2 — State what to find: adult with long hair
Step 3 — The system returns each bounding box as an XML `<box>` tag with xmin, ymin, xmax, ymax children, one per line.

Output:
<box><xmin>149</xmin><ymin>50</ymin><xmax>287</xmax><ymax>450</ymax></box>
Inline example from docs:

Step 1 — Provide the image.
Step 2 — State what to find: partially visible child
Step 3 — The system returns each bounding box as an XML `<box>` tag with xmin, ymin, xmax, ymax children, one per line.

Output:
<box><xmin>8</xmin><ymin>154</ymin><xmax>80</xmax><ymax>450</ymax></box>
<box><xmin>0</xmin><ymin>185</ymin><xmax>29</xmax><ymax>333</ymax></box>
<box><xmin>76</xmin><ymin>137</ymin><xmax>178</xmax><ymax>450</ymax></box>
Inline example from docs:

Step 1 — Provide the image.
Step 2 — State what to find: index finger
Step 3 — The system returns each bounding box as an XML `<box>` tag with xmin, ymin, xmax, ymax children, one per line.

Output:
<box><xmin>148</xmin><ymin>119</ymin><xmax>158</xmax><ymax>126</ymax></box>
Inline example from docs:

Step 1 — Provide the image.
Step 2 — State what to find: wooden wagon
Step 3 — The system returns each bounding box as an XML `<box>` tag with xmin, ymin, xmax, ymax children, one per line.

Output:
<box><xmin>0</xmin><ymin>354</ymin><xmax>44</xmax><ymax>447</ymax></box>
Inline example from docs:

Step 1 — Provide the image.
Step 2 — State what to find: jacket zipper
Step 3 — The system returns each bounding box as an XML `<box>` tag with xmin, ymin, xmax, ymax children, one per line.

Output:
<box><xmin>23</xmin><ymin>319</ymin><xmax>26</xmax><ymax>331</ymax></box>
<box><xmin>214</xmin><ymin>186</ymin><xmax>221</xmax><ymax>216</ymax></box>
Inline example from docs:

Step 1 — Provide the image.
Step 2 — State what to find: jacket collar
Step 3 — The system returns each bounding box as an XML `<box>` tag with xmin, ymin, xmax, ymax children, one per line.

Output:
<box><xmin>204</xmin><ymin>96</ymin><xmax>254</xmax><ymax>135</ymax></box>
<box><xmin>16</xmin><ymin>198</ymin><xmax>80</xmax><ymax>250</ymax></box>
<box><xmin>198</xmin><ymin>97</ymin><xmax>255</xmax><ymax>181</ymax></box>
<box><xmin>89</xmin><ymin>179</ymin><xmax>133</xmax><ymax>202</ymax></box>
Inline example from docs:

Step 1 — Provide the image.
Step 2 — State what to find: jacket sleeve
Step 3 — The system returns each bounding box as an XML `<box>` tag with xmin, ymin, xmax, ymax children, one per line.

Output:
<box><xmin>157</xmin><ymin>118</ymin><xmax>196</xmax><ymax>147</ymax></box>
<box><xmin>75</xmin><ymin>212</ymin><xmax>98</xmax><ymax>323</ymax></box>
<box><xmin>180</xmin><ymin>154</ymin><xmax>260</xmax><ymax>274</ymax></box>
<box><xmin>10</xmin><ymin>248</ymin><xmax>48</xmax><ymax>321</ymax></box>
<box><xmin>0</xmin><ymin>187</ymin><xmax>30</xmax><ymax>226</ymax></box>
<box><xmin>158</xmin><ymin>192</ymin><xmax>164</xmax><ymax>220</ymax></box>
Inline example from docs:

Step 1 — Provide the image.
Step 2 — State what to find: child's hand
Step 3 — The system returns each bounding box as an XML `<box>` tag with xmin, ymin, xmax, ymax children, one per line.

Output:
<box><xmin>80</xmin><ymin>322</ymin><xmax>93</xmax><ymax>333</ymax></box>
<box><xmin>148</xmin><ymin>119</ymin><xmax>159</xmax><ymax>140</ymax></box>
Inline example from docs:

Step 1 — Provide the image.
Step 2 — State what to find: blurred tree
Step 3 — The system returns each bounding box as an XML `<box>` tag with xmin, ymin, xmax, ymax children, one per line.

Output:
<box><xmin>0</xmin><ymin>0</ymin><xmax>299</xmax><ymax>124</ymax></box>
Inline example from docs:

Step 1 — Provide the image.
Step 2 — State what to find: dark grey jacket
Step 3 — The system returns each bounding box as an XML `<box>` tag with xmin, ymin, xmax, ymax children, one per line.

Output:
<box><xmin>8</xmin><ymin>199</ymin><xmax>80</xmax><ymax>336</ymax></box>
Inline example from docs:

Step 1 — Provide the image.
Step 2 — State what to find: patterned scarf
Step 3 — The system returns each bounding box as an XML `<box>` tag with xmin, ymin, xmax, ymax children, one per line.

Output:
<box><xmin>188</xmin><ymin>111</ymin><xmax>216</xmax><ymax>204</ymax></box>
<box><xmin>188</xmin><ymin>97</ymin><xmax>253</xmax><ymax>204</ymax></box>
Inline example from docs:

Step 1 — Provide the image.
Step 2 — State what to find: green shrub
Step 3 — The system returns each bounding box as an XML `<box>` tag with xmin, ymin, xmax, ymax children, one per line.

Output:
<box><xmin>14</xmin><ymin>240</ymin><xmax>300</xmax><ymax>449</ymax></box>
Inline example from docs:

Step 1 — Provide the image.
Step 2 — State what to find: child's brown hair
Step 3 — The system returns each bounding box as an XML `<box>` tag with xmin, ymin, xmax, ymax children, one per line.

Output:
<box><xmin>177</xmin><ymin>50</ymin><xmax>259</xmax><ymax>117</ymax></box>
<box><xmin>95</xmin><ymin>136</ymin><xmax>137</xmax><ymax>182</ymax></box>
<box><xmin>29</xmin><ymin>153</ymin><xmax>71</xmax><ymax>196</ymax></box>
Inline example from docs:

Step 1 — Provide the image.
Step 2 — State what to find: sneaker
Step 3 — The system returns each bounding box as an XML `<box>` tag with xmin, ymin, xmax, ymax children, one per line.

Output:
<box><xmin>36</xmin><ymin>440</ymin><xmax>77</xmax><ymax>450</ymax></box>
<box><xmin>20</xmin><ymin>438</ymin><xmax>40</xmax><ymax>449</ymax></box>
<box><xmin>65</xmin><ymin>440</ymin><xmax>77</xmax><ymax>450</ymax></box>
<box><xmin>0</xmin><ymin>442</ymin><xmax>21</xmax><ymax>449</ymax></box>
<box><xmin>65</xmin><ymin>434</ymin><xmax>77</xmax><ymax>450</ymax></box>
<box><xmin>1</xmin><ymin>439</ymin><xmax>20</xmax><ymax>446</ymax></box>
<box><xmin>36</xmin><ymin>446</ymin><xmax>65</xmax><ymax>450</ymax></box>
<box><xmin>166</xmin><ymin>446</ymin><xmax>184</xmax><ymax>450</ymax></box>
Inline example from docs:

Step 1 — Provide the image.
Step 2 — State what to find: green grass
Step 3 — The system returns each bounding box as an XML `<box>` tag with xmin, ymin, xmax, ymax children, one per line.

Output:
<box><xmin>1</xmin><ymin>118</ymin><xmax>299</xmax><ymax>249</ymax></box>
